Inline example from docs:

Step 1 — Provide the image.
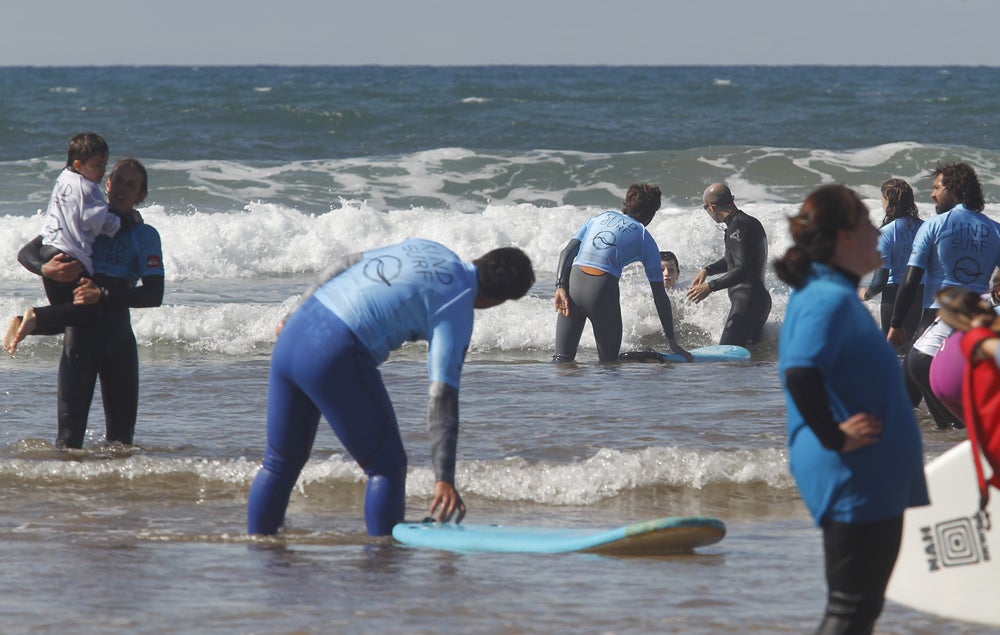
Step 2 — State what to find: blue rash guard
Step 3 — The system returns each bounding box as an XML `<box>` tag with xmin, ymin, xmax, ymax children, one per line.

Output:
<box><xmin>312</xmin><ymin>239</ymin><xmax>476</xmax><ymax>388</ymax></box>
<box><xmin>92</xmin><ymin>223</ymin><xmax>164</xmax><ymax>283</ymax></box>
<box><xmin>552</xmin><ymin>211</ymin><xmax>674</xmax><ymax>362</ymax></box>
<box><xmin>779</xmin><ymin>263</ymin><xmax>928</xmax><ymax>525</ymax></box>
<box><xmin>880</xmin><ymin>217</ymin><xmax>922</xmax><ymax>285</ymax></box>
<box><xmin>571</xmin><ymin>211</ymin><xmax>663</xmax><ymax>282</ymax></box>
<box><xmin>908</xmin><ymin>204</ymin><xmax>1000</xmax><ymax>306</ymax></box>
<box><xmin>247</xmin><ymin>239</ymin><xmax>477</xmax><ymax>536</ymax></box>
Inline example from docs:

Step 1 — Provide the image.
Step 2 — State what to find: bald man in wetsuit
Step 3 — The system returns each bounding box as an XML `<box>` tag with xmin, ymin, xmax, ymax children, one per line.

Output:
<box><xmin>687</xmin><ymin>183</ymin><xmax>772</xmax><ymax>347</ymax></box>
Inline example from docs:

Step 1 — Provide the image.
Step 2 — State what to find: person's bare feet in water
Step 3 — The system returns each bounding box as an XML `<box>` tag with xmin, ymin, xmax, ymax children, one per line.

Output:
<box><xmin>3</xmin><ymin>308</ymin><xmax>36</xmax><ymax>355</ymax></box>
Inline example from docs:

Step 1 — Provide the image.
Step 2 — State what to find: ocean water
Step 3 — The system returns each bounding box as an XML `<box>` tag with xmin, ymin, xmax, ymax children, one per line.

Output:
<box><xmin>0</xmin><ymin>65</ymin><xmax>997</xmax><ymax>634</ymax></box>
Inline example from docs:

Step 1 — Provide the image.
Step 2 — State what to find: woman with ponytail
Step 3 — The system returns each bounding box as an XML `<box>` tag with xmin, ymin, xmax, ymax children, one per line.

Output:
<box><xmin>775</xmin><ymin>184</ymin><xmax>928</xmax><ymax>635</ymax></box>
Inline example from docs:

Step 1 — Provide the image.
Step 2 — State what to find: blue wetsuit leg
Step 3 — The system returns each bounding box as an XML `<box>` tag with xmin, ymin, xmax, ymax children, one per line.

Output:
<box><xmin>247</xmin><ymin>298</ymin><xmax>407</xmax><ymax>536</ymax></box>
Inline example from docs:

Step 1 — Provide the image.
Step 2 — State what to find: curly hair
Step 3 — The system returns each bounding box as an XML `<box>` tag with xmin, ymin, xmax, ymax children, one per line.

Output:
<box><xmin>773</xmin><ymin>184</ymin><xmax>869</xmax><ymax>289</ymax></box>
<box><xmin>621</xmin><ymin>183</ymin><xmax>662</xmax><ymax>226</ymax></box>
<box><xmin>933</xmin><ymin>162</ymin><xmax>985</xmax><ymax>212</ymax></box>
<box><xmin>880</xmin><ymin>178</ymin><xmax>920</xmax><ymax>227</ymax></box>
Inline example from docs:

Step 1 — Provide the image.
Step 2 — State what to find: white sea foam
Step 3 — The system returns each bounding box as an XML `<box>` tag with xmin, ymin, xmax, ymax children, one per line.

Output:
<box><xmin>3</xmin><ymin>195</ymin><xmax>896</xmax><ymax>354</ymax></box>
<box><xmin>8</xmin><ymin>142</ymin><xmax>993</xmax><ymax>355</ymax></box>
<box><xmin>326</xmin><ymin>446</ymin><xmax>793</xmax><ymax>505</ymax></box>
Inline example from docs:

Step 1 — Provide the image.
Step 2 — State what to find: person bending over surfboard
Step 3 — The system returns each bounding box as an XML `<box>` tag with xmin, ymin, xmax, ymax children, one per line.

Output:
<box><xmin>246</xmin><ymin>239</ymin><xmax>535</xmax><ymax>537</ymax></box>
<box><xmin>687</xmin><ymin>183</ymin><xmax>771</xmax><ymax>347</ymax></box>
<box><xmin>551</xmin><ymin>183</ymin><xmax>691</xmax><ymax>363</ymax></box>
<box><xmin>775</xmin><ymin>185</ymin><xmax>928</xmax><ymax>635</ymax></box>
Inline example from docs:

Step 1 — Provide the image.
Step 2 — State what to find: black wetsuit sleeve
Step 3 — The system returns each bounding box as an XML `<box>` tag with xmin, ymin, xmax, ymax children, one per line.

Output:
<box><xmin>103</xmin><ymin>275</ymin><xmax>164</xmax><ymax>309</ymax></box>
<box><xmin>707</xmin><ymin>217</ymin><xmax>765</xmax><ymax>292</ymax></box>
<box><xmin>889</xmin><ymin>265</ymin><xmax>924</xmax><ymax>329</ymax></box>
<box><xmin>864</xmin><ymin>267</ymin><xmax>889</xmax><ymax>300</ymax></box>
<box><xmin>427</xmin><ymin>381</ymin><xmax>459</xmax><ymax>484</ymax></box>
<box><xmin>783</xmin><ymin>367</ymin><xmax>846</xmax><ymax>451</ymax></box>
<box><xmin>17</xmin><ymin>235</ymin><xmax>45</xmax><ymax>276</ymax></box>
<box><xmin>555</xmin><ymin>239</ymin><xmax>581</xmax><ymax>289</ymax></box>
<box><xmin>703</xmin><ymin>256</ymin><xmax>727</xmax><ymax>277</ymax></box>
<box><xmin>649</xmin><ymin>282</ymin><xmax>677</xmax><ymax>341</ymax></box>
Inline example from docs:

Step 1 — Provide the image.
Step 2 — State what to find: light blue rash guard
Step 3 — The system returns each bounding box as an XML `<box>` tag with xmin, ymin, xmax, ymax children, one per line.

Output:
<box><xmin>878</xmin><ymin>216</ymin><xmax>921</xmax><ymax>285</ymax></box>
<box><xmin>312</xmin><ymin>238</ymin><xmax>476</xmax><ymax>388</ymax></box>
<box><xmin>779</xmin><ymin>263</ymin><xmax>928</xmax><ymax>525</ymax></box>
<box><xmin>571</xmin><ymin>211</ymin><xmax>663</xmax><ymax>282</ymax></box>
<box><xmin>907</xmin><ymin>204</ymin><xmax>1000</xmax><ymax>307</ymax></box>
<box><xmin>91</xmin><ymin>223</ymin><xmax>164</xmax><ymax>283</ymax></box>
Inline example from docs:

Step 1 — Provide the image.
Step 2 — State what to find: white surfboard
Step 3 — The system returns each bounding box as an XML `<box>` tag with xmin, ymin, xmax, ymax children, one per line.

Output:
<box><xmin>886</xmin><ymin>440</ymin><xmax>1000</xmax><ymax>627</ymax></box>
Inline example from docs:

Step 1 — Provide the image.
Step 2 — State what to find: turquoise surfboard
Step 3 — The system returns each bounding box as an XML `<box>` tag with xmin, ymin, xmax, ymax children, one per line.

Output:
<box><xmin>621</xmin><ymin>345</ymin><xmax>751</xmax><ymax>364</ymax></box>
<box><xmin>392</xmin><ymin>515</ymin><xmax>726</xmax><ymax>555</ymax></box>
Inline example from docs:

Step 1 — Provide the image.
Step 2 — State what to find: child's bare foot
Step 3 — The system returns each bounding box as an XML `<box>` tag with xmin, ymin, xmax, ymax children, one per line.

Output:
<box><xmin>4</xmin><ymin>308</ymin><xmax>36</xmax><ymax>356</ymax></box>
<box><xmin>3</xmin><ymin>316</ymin><xmax>22</xmax><ymax>355</ymax></box>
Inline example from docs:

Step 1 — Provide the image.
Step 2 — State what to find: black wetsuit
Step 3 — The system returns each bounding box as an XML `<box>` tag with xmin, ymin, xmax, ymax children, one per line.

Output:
<box><xmin>18</xmin><ymin>223</ymin><xmax>164</xmax><ymax>448</ymax></box>
<box><xmin>703</xmin><ymin>209</ymin><xmax>771</xmax><ymax>346</ymax></box>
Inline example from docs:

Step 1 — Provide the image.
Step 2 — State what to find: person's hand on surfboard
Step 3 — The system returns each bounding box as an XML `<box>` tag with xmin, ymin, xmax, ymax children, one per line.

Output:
<box><xmin>429</xmin><ymin>481</ymin><xmax>466</xmax><ymax>525</ymax></box>
<box><xmin>838</xmin><ymin>412</ymin><xmax>883</xmax><ymax>453</ymax></box>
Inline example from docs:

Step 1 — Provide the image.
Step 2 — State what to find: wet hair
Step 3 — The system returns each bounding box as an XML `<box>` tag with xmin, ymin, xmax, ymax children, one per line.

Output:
<box><xmin>773</xmin><ymin>184</ymin><xmax>869</xmax><ymax>289</ymax></box>
<box><xmin>933</xmin><ymin>162</ymin><xmax>985</xmax><ymax>212</ymax></box>
<box><xmin>66</xmin><ymin>132</ymin><xmax>109</xmax><ymax>168</ymax></box>
<box><xmin>880</xmin><ymin>178</ymin><xmax>920</xmax><ymax>227</ymax></box>
<box><xmin>621</xmin><ymin>183</ymin><xmax>662</xmax><ymax>226</ymax></box>
<box><xmin>474</xmin><ymin>246</ymin><xmax>535</xmax><ymax>300</ymax></box>
<box><xmin>111</xmin><ymin>157</ymin><xmax>149</xmax><ymax>193</ymax></box>
<box><xmin>659</xmin><ymin>250</ymin><xmax>680</xmax><ymax>271</ymax></box>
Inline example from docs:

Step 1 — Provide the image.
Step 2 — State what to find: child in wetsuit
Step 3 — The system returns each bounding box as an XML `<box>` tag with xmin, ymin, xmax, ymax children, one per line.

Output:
<box><xmin>4</xmin><ymin>132</ymin><xmax>123</xmax><ymax>354</ymax></box>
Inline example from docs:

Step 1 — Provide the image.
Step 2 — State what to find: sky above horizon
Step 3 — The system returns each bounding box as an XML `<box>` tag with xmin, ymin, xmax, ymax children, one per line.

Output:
<box><xmin>4</xmin><ymin>0</ymin><xmax>999</xmax><ymax>66</ymax></box>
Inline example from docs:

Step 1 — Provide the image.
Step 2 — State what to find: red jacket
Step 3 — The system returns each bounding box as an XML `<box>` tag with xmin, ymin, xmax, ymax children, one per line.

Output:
<box><xmin>961</xmin><ymin>326</ymin><xmax>1000</xmax><ymax>508</ymax></box>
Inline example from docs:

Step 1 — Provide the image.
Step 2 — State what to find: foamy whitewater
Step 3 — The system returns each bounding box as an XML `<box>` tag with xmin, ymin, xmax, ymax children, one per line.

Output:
<box><xmin>0</xmin><ymin>65</ymin><xmax>997</xmax><ymax>634</ymax></box>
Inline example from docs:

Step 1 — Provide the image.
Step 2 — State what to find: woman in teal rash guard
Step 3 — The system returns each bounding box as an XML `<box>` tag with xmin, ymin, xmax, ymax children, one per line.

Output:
<box><xmin>247</xmin><ymin>239</ymin><xmax>535</xmax><ymax>536</ymax></box>
<box><xmin>774</xmin><ymin>185</ymin><xmax>928</xmax><ymax>635</ymax></box>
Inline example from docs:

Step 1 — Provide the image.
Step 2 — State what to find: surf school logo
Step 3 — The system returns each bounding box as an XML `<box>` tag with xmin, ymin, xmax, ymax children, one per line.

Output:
<box><xmin>920</xmin><ymin>514</ymin><xmax>991</xmax><ymax>572</ymax></box>
<box><xmin>952</xmin><ymin>256</ymin><xmax>984</xmax><ymax>285</ymax></box>
<box><xmin>364</xmin><ymin>256</ymin><xmax>403</xmax><ymax>286</ymax></box>
<box><xmin>592</xmin><ymin>231</ymin><xmax>616</xmax><ymax>250</ymax></box>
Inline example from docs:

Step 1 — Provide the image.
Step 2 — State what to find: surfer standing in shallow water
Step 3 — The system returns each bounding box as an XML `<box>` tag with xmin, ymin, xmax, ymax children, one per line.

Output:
<box><xmin>687</xmin><ymin>183</ymin><xmax>771</xmax><ymax>347</ymax></box>
<box><xmin>551</xmin><ymin>183</ymin><xmax>691</xmax><ymax>363</ymax></box>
